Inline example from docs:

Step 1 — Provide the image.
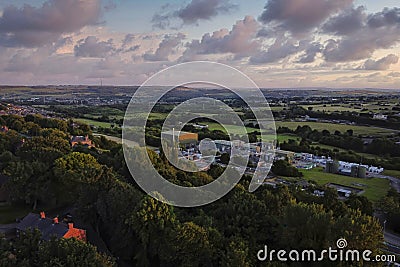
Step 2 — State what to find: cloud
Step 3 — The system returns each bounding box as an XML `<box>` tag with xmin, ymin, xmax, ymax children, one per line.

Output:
<box><xmin>250</xmin><ymin>37</ymin><xmax>307</xmax><ymax>64</ymax></box>
<box><xmin>322</xmin><ymin>6</ymin><xmax>366</xmax><ymax>35</ymax></box>
<box><xmin>180</xmin><ymin>16</ymin><xmax>260</xmax><ymax>61</ymax></box>
<box><xmin>361</xmin><ymin>54</ymin><xmax>399</xmax><ymax>70</ymax></box>
<box><xmin>103</xmin><ymin>0</ymin><xmax>117</xmax><ymax>12</ymax></box>
<box><xmin>388</xmin><ymin>72</ymin><xmax>400</xmax><ymax>77</ymax></box>
<box><xmin>259</xmin><ymin>0</ymin><xmax>354</xmax><ymax>34</ymax></box>
<box><xmin>0</xmin><ymin>0</ymin><xmax>102</xmax><ymax>47</ymax></box>
<box><xmin>296</xmin><ymin>42</ymin><xmax>322</xmax><ymax>63</ymax></box>
<box><xmin>74</xmin><ymin>36</ymin><xmax>115</xmax><ymax>58</ymax></box>
<box><xmin>367</xmin><ymin>7</ymin><xmax>400</xmax><ymax>28</ymax></box>
<box><xmin>143</xmin><ymin>33</ymin><xmax>185</xmax><ymax>61</ymax></box>
<box><xmin>322</xmin><ymin>7</ymin><xmax>400</xmax><ymax>62</ymax></box>
<box><xmin>152</xmin><ymin>0</ymin><xmax>237</xmax><ymax>29</ymax></box>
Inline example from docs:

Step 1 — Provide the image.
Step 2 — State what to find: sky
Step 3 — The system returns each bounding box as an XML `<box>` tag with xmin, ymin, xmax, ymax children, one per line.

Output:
<box><xmin>0</xmin><ymin>0</ymin><xmax>399</xmax><ymax>88</ymax></box>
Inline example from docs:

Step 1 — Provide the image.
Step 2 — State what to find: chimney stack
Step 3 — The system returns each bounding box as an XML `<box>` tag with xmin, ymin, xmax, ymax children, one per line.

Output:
<box><xmin>40</xmin><ymin>211</ymin><xmax>45</xmax><ymax>219</ymax></box>
<box><xmin>53</xmin><ymin>217</ymin><xmax>59</xmax><ymax>224</ymax></box>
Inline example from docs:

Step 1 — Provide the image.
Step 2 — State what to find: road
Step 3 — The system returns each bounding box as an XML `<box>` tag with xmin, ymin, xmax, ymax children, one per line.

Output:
<box><xmin>384</xmin><ymin>232</ymin><xmax>400</xmax><ymax>256</ymax></box>
<box><xmin>386</xmin><ymin>232</ymin><xmax>400</xmax><ymax>247</ymax></box>
<box><xmin>374</xmin><ymin>174</ymin><xmax>400</xmax><ymax>193</ymax></box>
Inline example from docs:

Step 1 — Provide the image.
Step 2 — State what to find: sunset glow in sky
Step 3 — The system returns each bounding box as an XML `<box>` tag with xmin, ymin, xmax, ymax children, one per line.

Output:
<box><xmin>0</xmin><ymin>0</ymin><xmax>399</xmax><ymax>88</ymax></box>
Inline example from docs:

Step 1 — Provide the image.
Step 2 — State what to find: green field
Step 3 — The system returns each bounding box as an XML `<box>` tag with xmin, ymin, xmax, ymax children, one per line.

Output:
<box><xmin>299</xmin><ymin>167</ymin><xmax>390</xmax><ymax>202</ymax></box>
<box><xmin>74</xmin><ymin>118</ymin><xmax>113</xmax><ymax>128</ymax></box>
<box><xmin>383</xmin><ymin>170</ymin><xmax>400</xmax><ymax>179</ymax></box>
<box><xmin>276</xmin><ymin>121</ymin><xmax>396</xmax><ymax>136</ymax></box>
<box><xmin>207</xmin><ymin>122</ymin><xmax>265</xmax><ymax>135</ymax></box>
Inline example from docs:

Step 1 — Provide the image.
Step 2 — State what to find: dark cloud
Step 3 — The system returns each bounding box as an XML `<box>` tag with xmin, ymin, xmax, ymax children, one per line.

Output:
<box><xmin>143</xmin><ymin>33</ymin><xmax>185</xmax><ymax>61</ymax></box>
<box><xmin>256</xmin><ymin>27</ymin><xmax>272</xmax><ymax>38</ymax></box>
<box><xmin>123</xmin><ymin>34</ymin><xmax>136</xmax><ymax>46</ymax></box>
<box><xmin>74</xmin><ymin>36</ymin><xmax>115</xmax><ymax>58</ymax></box>
<box><xmin>180</xmin><ymin>16</ymin><xmax>260</xmax><ymax>61</ymax></box>
<box><xmin>152</xmin><ymin>0</ymin><xmax>237</xmax><ymax>29</ymax></box>
<box><xmin>361</xmin><ymin>54</ymin><xmax>399</xmax><ymax>70</ymax></box>
<box><xmin>367</xmin><ymin>7</ymin><xmax>400</xmax><ymax>28</ymax></box>
<box><xmin>322</xmin><ymin>7</ymin><xmax>400</xmax><ymax>62</ymax></box>
<box><xmin>259</xmin><ymin>0</ymin><xmax>354</xmax><ymax>34</ymax></box>
<box><xmin>322</xmin><ymin>6</ymin><xmax>366</xmax><ymax>35</ymax></box>
<box><xmin>176</xmin><ymin>0</ymin><xmax>237</xmax><ymax>24</ymax></box>
<box><xmin>103</xmin><ymin>0</ymin><xmax>117</xmax><ymax>12</ymax></box>
<box><xmin>296</xmin><ymin>42</ymin><xmax>322</xmax><ymax>63</ymax></box>
<box><xmin>250</xmin><ymin>37</ymin><xmax>307</xmax><ymax>64</ymax></box>
<box><xmin>126</xmin><ymin>45</ymin><xmax>141</xmax><ymax>53</ymax></box>
<box><xmin>0</xmin><ymin>0</ymin><xmax>102</xmax><ymax>47</ymax></box>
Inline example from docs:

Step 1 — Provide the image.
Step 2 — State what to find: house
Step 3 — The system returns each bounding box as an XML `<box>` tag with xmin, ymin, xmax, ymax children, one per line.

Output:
<box><xmin>70</xmin><ymin>135</ymin><xmax>95</xmax><ymax>148</ymax></box>
<box><xmin>0</xmin><ymin>174</ymin><xmax>10</xmax><ymax>202</ymax></box>
<box><xmin>16</xmin><ymin>212</ymin><xmax>86</xmax><ymax>241</ymax></box>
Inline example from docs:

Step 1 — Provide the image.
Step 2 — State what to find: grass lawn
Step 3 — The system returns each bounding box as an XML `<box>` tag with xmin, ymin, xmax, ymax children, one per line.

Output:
<box><xmin>74</xmin><ymin>118</ymin><xmax>113</xmax><ymax>128</ymax></box>
<box><xmin>0</xmin><ymin>205</ymin><xmax>31</xmax><ymax>224</ymax></box>
<box><xmin>300</xmin><ymin>167</ymin><xmax>390</xmax><ymax>203</ymax></box>
<box><xmin>207</xmin><ymin>122</ymin><xmax>268</xmax><ymax>135</ymax></box>
<box><xmin>383</xmin><ymin>170</ymin><xmax>400</xmax><ymax>179</ymax></box>
<box><xmin>275</xmin><ymin>121</ymin><xmax>396</xmax><ymax>136</ymax></box>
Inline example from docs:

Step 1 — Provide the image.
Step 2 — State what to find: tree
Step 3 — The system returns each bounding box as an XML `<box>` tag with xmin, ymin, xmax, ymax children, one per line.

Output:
<box><xmin>224</xmin><ymin>238</ymin><xmax>251</xmax><ymax>267</ymax></box>
<box><xmin>174</xmin><ymin>222</ymin><xmax>212</xmax><ymax>267</ymax></box>
<box><xmin>126</xmin><ymin>194</ymin><xmax>176</xmax><ymax>265</ymax></box>
<box><xmin>279</xmin><ymin>202</ymin><xmax>335</xmax><ymax>250</ymax></box>
<box><xmin>4</xmin><ymin>160</ymin><xmax>52</xmax><ymax>209</ymax></box>
<box><xmin>0</xmin><ymin>229</ymin><xmax>115</xmax><ymax>267</ymax></box>
<box><xmin>345</xmin><ymin>195</ymin><xmax>373</xmax><ymax>215</ymax></box>
<box><xmin>271</xmin><ymin>160</ymin><xmax>303</xmax><ymax>177</ymax></box>
<box><xmin>220</xmin><ymin>153</ymin><xmax>230</xmax><ymax>165</ymax></box>
<box><xmin>54</xmin><ymin>152</ymin><xmax>103</xmax><ymax>184</ymax></box>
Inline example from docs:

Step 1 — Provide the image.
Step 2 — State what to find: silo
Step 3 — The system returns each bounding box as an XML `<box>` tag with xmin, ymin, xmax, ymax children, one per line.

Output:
<box><xmin>351</xmin><ymin>165</ymin><xmax>359</xmax><ymax>177</ymax></box>
<box><xmin>325</xmin><ymin>161</ymin><xmax>333</xmax><ymax>173</ymax></box>
<box><xmin>358</xmin><ymin>166</ymin><xmax>367</xmax><ymax>178</ymax></box>
<box><xmin>332</xmin><ymin>161</ymin><xmax>339</xmax><ymax>174</ymax></box>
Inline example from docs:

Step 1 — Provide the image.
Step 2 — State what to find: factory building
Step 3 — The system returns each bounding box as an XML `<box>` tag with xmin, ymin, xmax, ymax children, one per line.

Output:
<box><xmin>161</xmin><ymin>130</ymin><xmax>198</xmax><ymax>147</ymax></box>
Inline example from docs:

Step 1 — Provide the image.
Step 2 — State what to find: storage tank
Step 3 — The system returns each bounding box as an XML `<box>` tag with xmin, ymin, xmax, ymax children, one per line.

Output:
<box><xmin>351</xmin><ymin>165</ymin><xmax>359</xmax><ymax>177</ymax></box>
<box><xmin>358</xmin><ymin>166</ymin><xmax>367</xmax><ymax>178</ymax></box>
<box><xmin>332</xmin><ymin>161</ymin><xmax>339</xmax><ymax>174</ymax></box>
<box><xmin>325</xmin><ymin>160</ymin><xmax>339</xmax><ymax>173</ymax></box>
<box><xmin>325</xmin><ymin>161</ymin><xmax>333</xmax><ymax>173</ymax></box>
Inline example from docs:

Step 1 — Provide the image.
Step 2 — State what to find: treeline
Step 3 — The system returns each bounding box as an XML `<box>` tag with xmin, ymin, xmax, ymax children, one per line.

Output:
<box><xmin>306</xmin><ymin>110</ymin><xmax>400</xmax><ymax>131</ymax></box>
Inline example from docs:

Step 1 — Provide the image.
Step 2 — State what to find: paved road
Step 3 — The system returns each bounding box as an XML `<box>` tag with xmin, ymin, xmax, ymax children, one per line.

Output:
<box><xmin>384</xmin><ymin>233</ymin><xmax>400</xmax><ymax>256</ymax></box>
<box><xmin>373</xmin><ymin>174</ymin><xmax>400</xmax><ymax>193</ymax></box>
<box><xmin>385</xmin><ymin>232</ymin><xmax>400</xmax><ymax>247</ymax></box>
